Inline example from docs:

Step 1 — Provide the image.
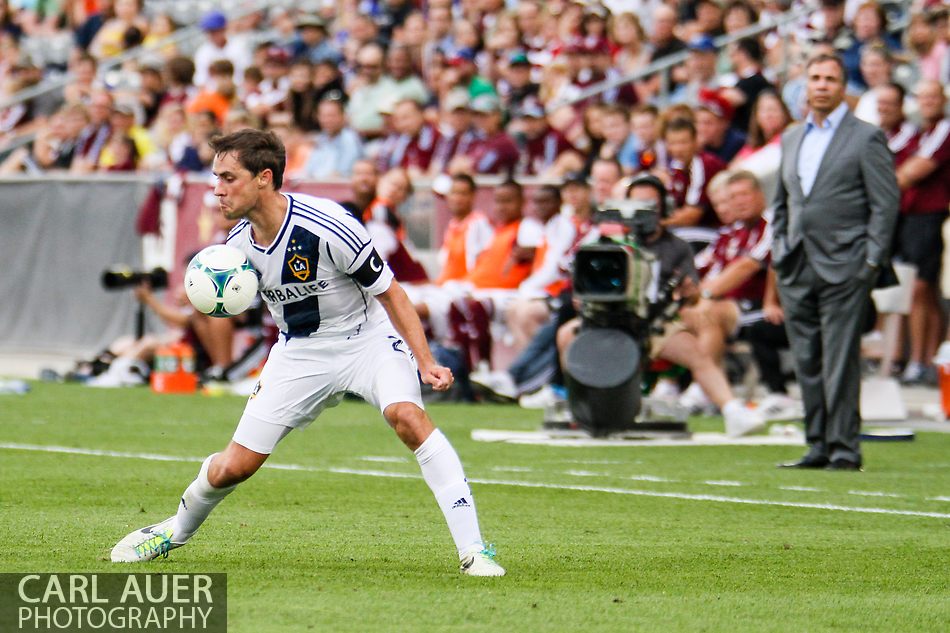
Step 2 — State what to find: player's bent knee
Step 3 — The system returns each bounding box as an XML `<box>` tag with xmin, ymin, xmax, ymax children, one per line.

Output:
<box><xmin>209</xmin><ymin>444</ymin><xmax>267</xmax><ymax>487</ymax></box>
<box><xmin>383</xmin><ymin>402</ymin><xmax>434</xmax><ymax>450</ymax></box>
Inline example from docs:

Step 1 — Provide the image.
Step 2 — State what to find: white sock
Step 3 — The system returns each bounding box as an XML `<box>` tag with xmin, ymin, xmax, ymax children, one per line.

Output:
<box><xmin>414</xmin><ymin>429</ymin><xmax>483</xmax><ymax>557</ymax></box>
<box><xmin>172</xmin><ymin>453</ymin><xmax>237</xmax><ymax>543</ymax></box>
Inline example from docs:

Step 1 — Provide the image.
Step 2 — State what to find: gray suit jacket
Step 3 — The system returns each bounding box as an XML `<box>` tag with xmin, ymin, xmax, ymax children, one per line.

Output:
<box><xmin>771</xmin><ymin>109</ymin><xmax>899</xmax><ymax>285</ymax></box>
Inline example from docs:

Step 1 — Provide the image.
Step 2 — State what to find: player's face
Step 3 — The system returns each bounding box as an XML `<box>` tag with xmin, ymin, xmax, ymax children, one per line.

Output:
<box><xmin>212</xmin><ymin>151</ymin><xmax>264</xmax><ymax>221</ymax></box>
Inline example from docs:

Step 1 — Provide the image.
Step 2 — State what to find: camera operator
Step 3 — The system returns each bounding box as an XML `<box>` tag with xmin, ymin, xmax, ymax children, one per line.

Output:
<box><xmin>556</xmin><ymin>174</ymin><xmax>764</xmax><ymax>437</ymax></box>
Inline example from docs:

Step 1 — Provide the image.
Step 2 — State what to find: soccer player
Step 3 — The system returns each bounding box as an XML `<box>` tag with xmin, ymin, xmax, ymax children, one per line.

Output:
<box><xmin>111</xmin><ymin>129</ymin><xmax>505</xmax><ymax>577</ymax></box>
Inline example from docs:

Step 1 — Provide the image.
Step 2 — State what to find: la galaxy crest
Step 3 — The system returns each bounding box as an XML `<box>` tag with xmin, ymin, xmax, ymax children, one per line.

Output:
<box><xmin>287</xmin><ymin>253</ymin><xmax>310</xmax><ymax>281</ymax></box>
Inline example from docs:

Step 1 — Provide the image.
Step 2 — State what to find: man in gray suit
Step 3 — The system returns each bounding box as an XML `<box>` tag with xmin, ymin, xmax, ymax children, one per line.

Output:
<box><xmin>771</xmin><ymin>54</ymin><xmax>899</xmax><ymax>471</ymax></box>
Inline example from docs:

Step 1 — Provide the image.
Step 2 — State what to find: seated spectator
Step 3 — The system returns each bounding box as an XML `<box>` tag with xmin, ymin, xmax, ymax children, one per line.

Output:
<box><xmin>678</xmin><ymin>170</ymin><xmax>775</xmax><ymax>410</ymax></box>
<box><xmin>99</xmin><ymin>101</ymin><xmax>156</xmax><ymax>168</ymax></box>
<box><xmin>669</xmin><ymin>35</ymin><xmax>722</xmax><ymax>107</ymax></box>
<box><xmin>89</xmin><ymin>0</ymin><xmax>149</xmax><ymax>60</ymax></box>
<box><xmin>160</xmin><ymin>56</ymin><xmax>197</xmax><ymax>109</ymax></box>
<box><xmin>556</xmin><ymin>176</ymin><xmax>764</xmax><ymax>436</ymax></box>
<box><xmin>69</xmin><ymin>89</ymin><xmax>113</xmax><ymax>172</ymax></box>
<box><xmin>435</xmin><ymin>174</ymin><xmax>495</xmax><ymax>285</ymax></box>
<box><xmin>63</xmin><ymin>53</ymin><xmax>99</xmax><ymax>105</ymax></box>
<box><xmin>99</xmin><ymin>133</ymin><xmax>138</xmax><ymax>171</ymax></box>
<box><xmin>730</xmin><ymin>89</ymin><xmax>793</xmax><ymax>192</ymax></box>
<box><xmin>451</xmin><ymin>93</ymin><xmax>519</xmax><ymax>176</ymax></box>
<box><xmin>589</xmin><ymin>157</ymin><xmax>624</xmax><ymax>207</ymax></box>
<box><xmin>597</xmin><ymin>104</ymin><xmax>639</xmax><ymax>171</ymax></box>
<box><xmin>302</xmin><ymin>98</ymin><xmax>363</xmax><ymax>179</ymax></box>
<box><xmin>282</xmin><ymin>60</ymin><xmax>319</xmax><ymax>132</ymax></box>
<box><xmin>840</xmin><ymin>0</ymin><xmax>901</xmax><ymax>92</ymax></box>
<box><xmin>628</xmin><ymin>104</ymin><xmax>668</xmax><ymax>173</ymax></box>
<box><xmin>267</xmin><ymin>112</ymin><xmax>313</xmax><ymax>181</ymax></box>
<box><xmin>512</xmin><ymin>98</ymin><xmax>579</xmax><ymax>177</ymax></box>
<box><xmin>696</xmin><ymin>90</ymin><xmax>747</xmax><ymax>164</ymax></box>
<box><xmin>347</xmin><ymin>42</ymin><xmax>397</xmax><ymax>139</ymax></box>
<box><xmin>192</xmin><ymin>10</ymin><xmax>251</xmax><ymax>88</ymax></box>
<box><xmin>659</xmin><ymin>116</ymin><xmax>726</xmax><ymax>231</ymax></box>
<box><xmin>186</xmin><ymin>59</ymin><xmax>236</xmax><ymax>125</ymax></box>
<box><xmin>377</xmin><ymin>98</ymin><xmax>440</xmax><ymax>176</ymax></box>
<box><xmin>245</xmin><ymin>47</ymin><xmax>291</xmax><ymax>121</ymax></box>
<box><xmin>173</xmin><ymin>110</ymin><xmax>218</xmax><ymax>173</ymax></box>
<box><xmin>339</xmin><ymin>158</ymin><xmax>379</xmax><ymax>220</ymax></box>
<box><xmin>363</xmin><ymin>168</ymin><xmax>429</xmax><ymax>283</ymax></box>
<box><xmin>852</xmin><ymin>43</ymin><xmax>895</xmax><ymax>125</ymax></box>
<box><xmin>905</xmin><ymin>11</ymin><xmax>948</xmax><ymax>85</ymax></box>
<box><xmin>289</xmin><ymin>15</ymin><xmax>342</xmax><ymax>65</ymax></box>
<box><xmin>429</xmin><ymin>88</ymin><xmax>478</xmax><ymax>175</ymax></box>
<box><xmin>497</xmin><ymin>50</ymin><xmax>540</xmax><ymax>115</ymax></box>
<box><xmin>313</xmin><ymin>59</ymin><xmax>348</xmax><ymax>107</ymax></box>
<box><xmin>385</xmin><ymin>43</ymin><xmax>430</xmax><ymax>105</ymax></box>
<box><xmin>447</xmin><ymin>47</ymin><xmax>496</xmax><ymax>99</ymax></box>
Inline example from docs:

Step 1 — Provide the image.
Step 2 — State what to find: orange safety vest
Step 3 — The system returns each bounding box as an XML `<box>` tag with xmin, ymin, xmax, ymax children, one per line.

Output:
<box><xmin>466</xmin><ymin>220</ymin><xmax>532</xmax><ymax>289</ymax></box>
<box><xmin>437</xmin><ymin>211</ymin><xmax>488</xmax><ymax>285</ymax></box>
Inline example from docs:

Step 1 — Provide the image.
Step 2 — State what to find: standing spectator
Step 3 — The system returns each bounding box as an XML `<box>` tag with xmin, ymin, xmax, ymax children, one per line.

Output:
<box><xmin>302</xmin><ymin>98</ymin><xmax>363</xmax><ymax>179</ymax></box>
<box><xmin>192</xmin><ymin>11</ymin><xmax>251</xmax><ymax>88</ymax></box>
<box><xmin>772</xmin><ymin>54</ymin><xmax>899</xmax><ymax>471</ymax></box>
<box><xmin>723</xmin><ymin>36</ymin><xmax>773</xmax><ymax>134</ymax></box>
<box><xmin>894</xmin><ymin>81</ymin><xmax>950</xmax><ymax>384</ymax></box>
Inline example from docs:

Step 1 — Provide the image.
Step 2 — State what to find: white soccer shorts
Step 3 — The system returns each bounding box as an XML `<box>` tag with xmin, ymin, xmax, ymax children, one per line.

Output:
<box><xmin>232</xmin><ymin>323</ymin><xmax>424</xmax><ymax>454</ymax></box>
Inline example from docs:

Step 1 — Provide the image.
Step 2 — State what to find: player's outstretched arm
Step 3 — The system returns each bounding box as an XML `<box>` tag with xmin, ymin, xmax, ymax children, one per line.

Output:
<box><xmin>375</xmin><ymin>280</ymin><xmax>454</xmax><ymax>391</ymax></box>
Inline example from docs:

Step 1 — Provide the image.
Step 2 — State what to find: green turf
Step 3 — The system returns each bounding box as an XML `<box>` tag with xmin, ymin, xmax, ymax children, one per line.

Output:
<box><xmin>1</xmin><ymin>383</ymin><xmax>949</xmax><ymax>632</ymax></box>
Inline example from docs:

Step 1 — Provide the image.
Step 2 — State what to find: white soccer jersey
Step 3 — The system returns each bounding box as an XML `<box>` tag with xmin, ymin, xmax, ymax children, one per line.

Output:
<box><xmin>226</xmin><ymin>192</ymin><xmax>394</xmax><ymax>338</ymax></box>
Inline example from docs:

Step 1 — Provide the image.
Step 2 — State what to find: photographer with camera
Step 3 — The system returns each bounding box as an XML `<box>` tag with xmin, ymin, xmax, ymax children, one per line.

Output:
<box><xmin>557</xmin><ymin>174</ymin><xmax>764</xmax><ymax>437</ymax></box>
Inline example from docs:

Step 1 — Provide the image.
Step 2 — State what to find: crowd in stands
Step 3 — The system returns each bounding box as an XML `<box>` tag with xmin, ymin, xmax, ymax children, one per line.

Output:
<box><xmin>3</xmin><ymin>0</ymin><xmax>949</xmax><ymax>417</ymax></box>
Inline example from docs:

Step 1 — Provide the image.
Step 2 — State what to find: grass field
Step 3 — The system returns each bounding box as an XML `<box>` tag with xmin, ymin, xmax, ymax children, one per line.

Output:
<box><xmin>2</xmin><ymin>382</ymin><xmax>949</xmax><ymax>632</ymax></box>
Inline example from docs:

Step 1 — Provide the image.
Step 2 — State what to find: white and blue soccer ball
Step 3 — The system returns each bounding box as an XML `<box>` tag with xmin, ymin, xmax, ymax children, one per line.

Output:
<box><xmin>184</xmin><ymin>245</ymin><xmax>259</xmax><ymax>318</ymax></box>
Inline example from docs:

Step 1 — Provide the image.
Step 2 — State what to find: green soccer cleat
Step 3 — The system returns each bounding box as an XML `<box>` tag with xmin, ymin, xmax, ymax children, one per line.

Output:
<box><xmin>111</xmin><ymin>517</ymin><xmax>183</xmax><ymax>563</ymax></box>
<box><xmin>460</xmin><ymin>544</ymin><xmax>506</xmax><ymax>577</ymax></box>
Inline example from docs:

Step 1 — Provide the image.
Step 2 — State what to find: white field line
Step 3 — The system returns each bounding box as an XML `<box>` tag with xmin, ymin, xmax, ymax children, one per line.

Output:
<box><xmin>2</xmin><ymin>442</ymin><xmax>945</xmax><ymax>520</ymax></box>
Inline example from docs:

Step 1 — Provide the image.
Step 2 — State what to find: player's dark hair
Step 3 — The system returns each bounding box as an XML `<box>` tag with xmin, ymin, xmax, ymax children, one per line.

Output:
<box><xmin>452</xmin><ymin>173</ymin><xmax>476</xmax><ymax>192</ymax></box>
<box><xmin>210</xmin><ymin>129</ymin><xmax>286</xmax><ymax>190</ymax></box>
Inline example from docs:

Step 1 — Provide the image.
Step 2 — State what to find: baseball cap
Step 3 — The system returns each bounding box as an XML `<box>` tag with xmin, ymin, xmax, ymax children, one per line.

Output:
<box><xmin>295</xmin><ymin>14</ymin><xmax>327</xmax><ymax>30</ymax></box>
<box><xmin>562</xmin><ymin>171</ymin><xmax>589</xmax><ymax>187</ymax></box>
<box><xmin>447</xmin><ymin>47</ymin><xmax>477</xmax><ymax>65</ymax></box>
<box><xmin>517</xmin><ymin>98</ymin><xmax>545</xmax><ymax>119</ymax></box>
<box><xmin>199</xmin><ymin>10</ymin><xmax>227</xmax><ymax>32</ymax></box>
<box><xmin>687</xmin><ymin>34</ymin><xmax>717</xmax><ymax>53</ymax></box>
<box><xmin>443</xmin><ymin>88</ymin><xmax>471</xmax><ymax>112</ymax></box>
<box><xmin>508</xmin><ymin>50</ymin><xmax>530</xmax><ymax>66</ymax></box>
<box><xmin>697</xmin><ymin>88</ymin><xmax>733</xmax><ymax>120</ymax></box>
<box><xmin>469</xmin><ymin>93</ymin><xmax>501</xmax><ymax>114</ymax></box>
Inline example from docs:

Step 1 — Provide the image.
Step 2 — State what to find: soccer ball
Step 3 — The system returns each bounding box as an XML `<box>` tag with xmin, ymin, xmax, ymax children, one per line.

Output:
<box><xmin>184</xmin><ymin>245</ymin><xmax>259</xmax><ymax>318</ymax></box>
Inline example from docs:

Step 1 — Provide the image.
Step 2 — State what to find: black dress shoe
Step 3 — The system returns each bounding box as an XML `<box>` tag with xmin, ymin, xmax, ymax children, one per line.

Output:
<box><xmin>826</xmin><ymin>459</ymin><xmax>863</xmax><ymax>471</ymax></box>
<box><xmin>777</xmin><ymin>456</ymin><xmax>830</xmax><ymax>469</ymax></box>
